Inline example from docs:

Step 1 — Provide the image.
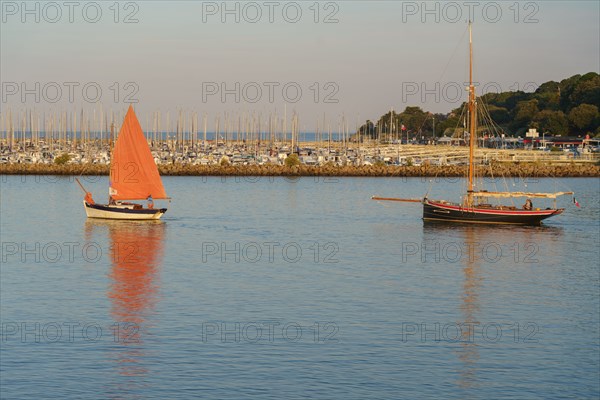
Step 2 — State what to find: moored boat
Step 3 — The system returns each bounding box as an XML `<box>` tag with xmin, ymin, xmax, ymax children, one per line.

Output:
<box><xmin>373</xmin><ymin>22</ymin><xmax>576</xmax><ymax>225</ymax></box>
<box><xmin>422</xmin><ymin>198</ymin><xmax>564</xmax><ymax>225</ymax></box>
<box><xmin>422</xmin><ymin>23</ymin><xmax>573</xmax><ymax>225</ymax></box>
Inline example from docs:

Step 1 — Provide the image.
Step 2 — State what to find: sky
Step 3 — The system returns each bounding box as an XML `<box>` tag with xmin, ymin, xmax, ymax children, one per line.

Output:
<box><xmin>1</xmin><ymin>0</ymin><xmax>599</xmax><ymax>132</ymax></box>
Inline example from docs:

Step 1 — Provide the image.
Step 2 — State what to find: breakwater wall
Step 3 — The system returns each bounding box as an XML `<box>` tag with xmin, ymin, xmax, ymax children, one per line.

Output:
<box><xmin>1</xmin><ymin>163</ymin><xmax>598</xmax><ymax>177</ymax></box>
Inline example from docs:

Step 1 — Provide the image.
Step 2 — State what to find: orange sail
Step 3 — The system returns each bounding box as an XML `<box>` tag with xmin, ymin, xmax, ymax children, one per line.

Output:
<box><xmin>109</xmin><ymin>105</ymin><xmax>167</xmax><ymax>200</ymax></box>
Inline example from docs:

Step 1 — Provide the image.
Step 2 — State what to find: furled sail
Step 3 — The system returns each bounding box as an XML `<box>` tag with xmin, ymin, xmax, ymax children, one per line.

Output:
<box><xmin>109</xmin><ymin>105</ymin><xmax>168</xmax><ymax>200</ymax></box>
<box><xmin>471</xmin><ymin>191</ymin><xmax>574</xmax><ymax>199</ymax></box>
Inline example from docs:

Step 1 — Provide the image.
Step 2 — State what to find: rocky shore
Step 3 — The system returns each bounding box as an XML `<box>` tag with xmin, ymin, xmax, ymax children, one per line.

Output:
<box><xmin>1</xmin><ymin>162</ymin><xmax>598</xmax><ymax>177</ymax></box>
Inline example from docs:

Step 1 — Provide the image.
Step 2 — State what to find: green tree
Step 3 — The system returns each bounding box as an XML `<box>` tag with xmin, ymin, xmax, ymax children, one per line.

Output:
<box><xmin>568</xmin><ymin>103</ymin><xmax>599</xmax><ymax>132</ymax></box>
<box><xmin>511</xmin><ymin>99</ymin><xmax>539</xmax><ymax>132</ymax></box>
<box><xmin>285</xmin><ymin>153</ymin><xmax>300</xmax><ymax>167</ymax></box>
<box><xmin>533</xmin><ymin>110</ymin><xmax>569</xmax><ymax>135</ymax></box>
<box><xmin>534</xmin><ymin>81</ymin><xmax>561</xmax><ymax>110</ymax></box>
<box><xmin>357</xmin><ymin>120</ymin><xmax>376</xmax><ymax>137</ymax></box>
<box><xmin>54</xmin><ymin>153</ymin><xmax>71</xmax><ymax>165</ymax></box>
<box><xmin>219</xmin><ymin>156</ymin><xmax>230</xmax><ymax>166</ymax></box>
<box><xmin>558</xmin><ymin>74</ymin><xmax>582</xmax><ymax>111</ymax></box>
<box><xmin>397</xmin><ymin>106</ymin><xmax>429</xmax><ymax>135</ymax></box>
<box><xmin>486</xmin><ymin>105</ymin><xmax>510</xmax><ymax>124</ymax></box>
<box><xmin>570</xmin><ymin>73</ymin><xmax>600</xmax><ymax>108</ymax></box>
<box><xmin>482</xmin><ymin>91</ymin><xmax>528</xmax><ymax>110</ymax></box>
<box><xmin>435</xmin><ymin>106</ymin><xmax>463</xmax><ymax>137</ymax></box>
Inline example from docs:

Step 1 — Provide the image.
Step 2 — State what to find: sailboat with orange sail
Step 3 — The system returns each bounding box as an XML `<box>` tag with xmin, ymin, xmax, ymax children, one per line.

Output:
<box><xmin>78</xmin><ymin>105</ymin><xmax>169</xmax><ymax>220</ymax></box>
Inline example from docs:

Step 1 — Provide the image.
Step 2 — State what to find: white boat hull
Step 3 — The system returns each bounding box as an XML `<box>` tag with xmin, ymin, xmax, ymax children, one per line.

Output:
<box><xmin>83</xmin><ymin>201</ymin><xmax>166</xmax><ymax>220</ymax></box>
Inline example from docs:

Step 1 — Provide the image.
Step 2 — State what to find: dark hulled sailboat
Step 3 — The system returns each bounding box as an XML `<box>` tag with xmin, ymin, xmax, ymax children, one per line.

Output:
<box><xmin>422</xmin><ymin>23</ymin><xmax>572</xmax><ymax>225</ymax></box>
<box><xmin>372</xmin><ymin>23</ymin><xmax>575</xmax><ymax>225</ymax></box>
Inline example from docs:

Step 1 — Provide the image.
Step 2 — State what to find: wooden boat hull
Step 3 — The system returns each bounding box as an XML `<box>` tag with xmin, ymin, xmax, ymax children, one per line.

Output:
<box><xmin>423</xmin><ymin>199</ymin><xmax>563</xmax><ymax>225</ymax></box>
<box><xmin>84</xmin><ymin>201</ymin><xmax>167</xmax><ymax>220</ymax></box>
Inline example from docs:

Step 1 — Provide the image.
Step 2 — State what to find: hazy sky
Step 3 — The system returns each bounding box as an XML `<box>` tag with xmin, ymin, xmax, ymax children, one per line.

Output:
<box><xmin>1</xmin><ymin>1</ymin><xmax>599</xmax><ymax>131</ymax></box>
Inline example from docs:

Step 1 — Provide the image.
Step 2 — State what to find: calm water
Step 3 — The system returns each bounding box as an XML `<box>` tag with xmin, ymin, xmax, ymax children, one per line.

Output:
<box><xmin>1</xmin><ymin>175</ymin><xmax>599</xmax><ymax>399</ymax></box>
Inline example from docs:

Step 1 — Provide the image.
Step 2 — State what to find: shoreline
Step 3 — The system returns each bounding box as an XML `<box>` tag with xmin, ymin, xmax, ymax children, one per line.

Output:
<box><xmin>1</xmin><ymin>163</ymin><xmax>598</xmax><ymax>177</ymax></box>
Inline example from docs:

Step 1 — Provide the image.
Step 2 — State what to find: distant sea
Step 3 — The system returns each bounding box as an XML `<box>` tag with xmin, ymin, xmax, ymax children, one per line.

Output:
<box><xmin>2</xmin><ymin>131</ymin><xmax>347</xmax><ymax>143</ymax></box>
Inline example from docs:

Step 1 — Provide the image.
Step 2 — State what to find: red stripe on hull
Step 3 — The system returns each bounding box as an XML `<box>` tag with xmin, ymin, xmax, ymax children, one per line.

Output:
<box><xmin>423</xmin><ymin>199</ymin><xmax>563</xmax><ymax>225</ymax></box>
<box><xmin>427</xmin><ymin>201</ymin><xmax>560</xmax><ymax>216</ymax></box>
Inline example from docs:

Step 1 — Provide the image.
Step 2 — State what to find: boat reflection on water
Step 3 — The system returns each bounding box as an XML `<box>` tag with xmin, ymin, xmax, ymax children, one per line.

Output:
<box><xmin>456</xmin><ymin>226</ymin><xmax>481</xmax><ymax>389</ymax></box>
<box><xmin>84</xmin><ymin>220</ymin><xmax>165</xmax><ymax>382</ymax></box>
<box><xmin>420</xmin><ymin>223</ymin><xmax>482</xmax><ymax>389</ymax></box>
<box><xmin>422</xmin><ymin>222</ymin><xmax>563</xmax><ymax>390</ymax></box>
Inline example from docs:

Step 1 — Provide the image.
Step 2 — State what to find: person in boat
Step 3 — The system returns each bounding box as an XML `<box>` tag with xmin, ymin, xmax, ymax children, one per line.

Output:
<box><xmin>147</xmin><ymin>195</ymin><xmax>154</xmax><ymax>209</ymax></box>
<box><xmin>109</xmin><ymin>196</ymin><xmax>116</xmax><ymax>205</ymax></box>
<box><xmin>84</xmin><ymin>192</ymin><xmax>95</xmax><ymax>205</ymax></box>
<box><xmin>523</xmin><ymin>199</ymin><xmax>533</xmax><ymax>210</ymax></box>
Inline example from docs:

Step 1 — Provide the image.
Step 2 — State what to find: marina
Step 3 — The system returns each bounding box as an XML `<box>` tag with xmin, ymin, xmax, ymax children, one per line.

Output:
<box><xmin>1</xmin><ymin>107</ymin><xmax>599</xmax><ymax>169</ymax></box>
<box><xmin>1</xmin><ymin>131</ymin><xmax>598</xmax><ymax>169</ymax></box>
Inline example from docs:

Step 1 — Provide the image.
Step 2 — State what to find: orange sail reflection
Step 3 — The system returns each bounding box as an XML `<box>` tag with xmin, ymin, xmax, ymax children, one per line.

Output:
<box><xmin>85</xmin><ymin>220</ymin><xmax>165</xmax><ymax>378</ymax></box>
<box><xmin>107</xmin><ymin>220</ymin><xmax>165</xmax><ymax>327</ymax></box>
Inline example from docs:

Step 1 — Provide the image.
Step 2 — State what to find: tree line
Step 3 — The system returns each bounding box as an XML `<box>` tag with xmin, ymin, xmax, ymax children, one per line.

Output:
<box><xmin>358</xmin><ymin>72</ymin><xmax>600</xmax><ymax>139</ymax></box>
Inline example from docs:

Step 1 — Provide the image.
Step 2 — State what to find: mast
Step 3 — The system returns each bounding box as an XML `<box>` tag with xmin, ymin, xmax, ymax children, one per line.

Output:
<box><xmin>203</xmin><ymin>113</ymin><xmax>207</xmax><ymax>150</ymax></box>
<box><xmin>466</xmin><ymin>21</ymin><xmax>476</xmax><ymax>206</ymax></box>
<box><xmin>108</xmin><ymin>120</ymin><xmax>115</xmax><ymax>201</ymax></box>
